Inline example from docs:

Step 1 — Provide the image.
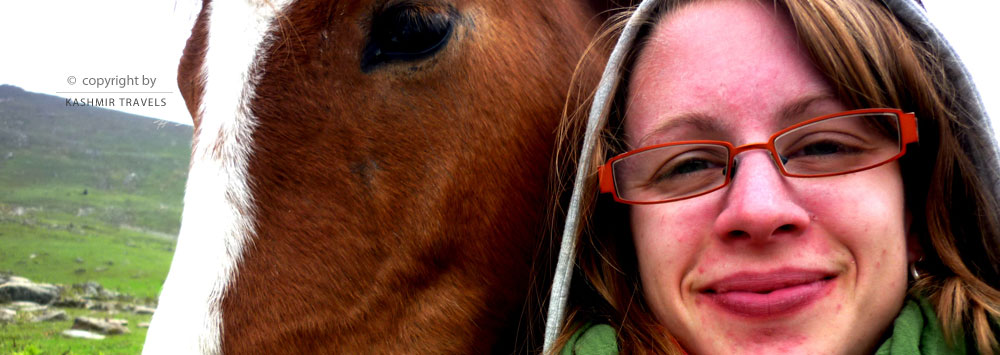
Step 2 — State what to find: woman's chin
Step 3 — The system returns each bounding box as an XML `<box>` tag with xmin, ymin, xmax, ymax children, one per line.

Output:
<box><xmin>681</xmin><ymin>321</ymin><xmax>836</xmax><ymax>355</ymax></box>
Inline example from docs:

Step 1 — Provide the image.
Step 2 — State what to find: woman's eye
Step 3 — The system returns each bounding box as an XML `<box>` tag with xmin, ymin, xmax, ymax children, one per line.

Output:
<box><xmin>787</xmin><ymin>140</ymin><xmax>860</xmax><ymax>159</ymax></box>
<box><xmin>654</xmin><ymin>157</ymin><xmax>724</xmax><ymax>182</ymax></box>
<box><xmin>361</xmin><ymin>5</ymin><xmax>455</xmax><ymax>72</ymax></box>
<box><xmin>670</xmin><ymin>159</ymin><xmax>713</xmax><ymax>175</ymax></box>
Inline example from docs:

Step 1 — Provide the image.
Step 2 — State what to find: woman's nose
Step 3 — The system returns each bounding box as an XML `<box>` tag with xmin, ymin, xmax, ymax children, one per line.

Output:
<box><xmin>712</xmin><ymin>150</ymin><xmax>811</xmax><ymax>243</ymax></box>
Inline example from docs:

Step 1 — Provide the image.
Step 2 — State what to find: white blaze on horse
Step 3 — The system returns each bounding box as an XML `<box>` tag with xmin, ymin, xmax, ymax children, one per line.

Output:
<box><xmin>143</xmin><ymin>0</ymin><xmax>611</xmax><ymax>353</ymax></box>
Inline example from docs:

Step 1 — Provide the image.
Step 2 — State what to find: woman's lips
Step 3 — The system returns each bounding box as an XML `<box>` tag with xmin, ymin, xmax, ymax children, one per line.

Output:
<box><xmin>698</xmin><ymin>270</ymin><xmax>835</xmax><ymax>318</ymax></box>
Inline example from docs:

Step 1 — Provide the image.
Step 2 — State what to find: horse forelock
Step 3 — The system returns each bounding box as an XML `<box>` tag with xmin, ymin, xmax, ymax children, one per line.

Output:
<box><xmin>144</xmin><ymin>0</ymin><xmax>295</xmax><ymax>353</ymax></box>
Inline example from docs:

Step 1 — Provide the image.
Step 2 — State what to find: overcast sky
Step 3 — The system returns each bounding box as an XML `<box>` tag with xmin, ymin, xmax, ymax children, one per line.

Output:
<box><xmin>0</xmin><ymin>1</ymin><xmax>996</xmax><ymax>138</ymax></box>
<box><xmin>0</xmin><ymin>0</ymin><xmax>198</xmax><ymax>125</ymax></box>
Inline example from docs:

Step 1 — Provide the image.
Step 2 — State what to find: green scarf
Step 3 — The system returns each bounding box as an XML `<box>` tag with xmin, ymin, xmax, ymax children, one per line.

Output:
<box><xmin>561</xmin><ymin>297</ymin><xmax>964</xmax><ymax>355</ymax></box>
<box><xmin>561</xmin><ymin>322</ymin><xmax>617</xmax><ymax>355</ymax></box>
<box><xmin>875</xmin><ymin>297</ymin><xmax>965</xmax><ymax>355</ymax></box>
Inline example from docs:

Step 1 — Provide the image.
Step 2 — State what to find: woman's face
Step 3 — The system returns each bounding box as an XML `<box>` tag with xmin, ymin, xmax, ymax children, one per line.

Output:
<box><xmin>625</xmin><ymin>1</ymin><xmax>915</xmax><ymax>354</ymax></box>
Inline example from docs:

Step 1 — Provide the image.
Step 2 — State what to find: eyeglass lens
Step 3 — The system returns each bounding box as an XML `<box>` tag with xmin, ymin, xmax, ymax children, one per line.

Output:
<box><xmin>612</xmin><ymin>112</ymin><xmax>902</xmax><ymax>203</ymax></box>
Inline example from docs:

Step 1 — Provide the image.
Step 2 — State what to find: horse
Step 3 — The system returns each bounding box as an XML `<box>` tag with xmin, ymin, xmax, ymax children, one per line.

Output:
<box><xmin>143</xmin><ymin>0</ymin><xmax>613</xmax><ymax>353</ymax></box>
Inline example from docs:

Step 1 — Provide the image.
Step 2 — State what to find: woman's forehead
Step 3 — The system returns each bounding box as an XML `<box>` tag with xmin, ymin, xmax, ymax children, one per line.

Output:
<box><xmin>624</xmin><ymin>0</ymin><xmax>836</xmax><ymax>145</ymax></box>
<box><xmin>627</xmin><ymin>95</ymin><xmax>843</xmax><ymax>147</ymax></box>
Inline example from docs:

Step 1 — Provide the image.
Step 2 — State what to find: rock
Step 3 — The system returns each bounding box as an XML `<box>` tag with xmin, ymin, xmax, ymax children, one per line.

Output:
<box><xmin>71</xmin><ymin>316</ymin><xmax>130</xmax><ymax>335</ymax></box>
<box><xmin>87</xmin><ymin>302</ymin><xmax>116</xmax><ymax>312</ymax></box>
<box><xmin>74</xmin><ymin>281</ymin><xmax>102</xmax><ymax>297</ymax></box>
<box><xmin>0</xmin><ymin>279</ymin><xmax>61</xmax><ymax>304</ymax></box>
<box><xmin>75</xmin><ymin>257</ymin><xmax>84</xmax><ymax>263</ymax></box>
<box><xmin>133</xmin><ymin>306</ymin><xmax>155</xmax><ymax>315</ymax></box>
<box><xmin>73</xmin><ymin>281</ymin><xmax>119</xmax><ymax>300</ymax></box>
<box><xmin>94</xmin><ymin>266</ymin><xmax>108</xmax><ymax>272</ymax></box>
<box><xmin>0</xmin><ymin>275</ymin><xmax>30</xmax><ymax>284</ymax></box>
<box><xmin>138</xmin><ymin>322</ymin><xmax>150</xmax><ymax>328</ymax></box>
<box><xmin>98</xmin><ymin>288</ymin><xmax>120</xmax><ymax>300</ymax></box>
<box><xmin>53</xmin><ymin>298</ymin><xmax>92</xmax><ymax>309</ymax></box>
<box><xmin>31</xmin><ymin>310</ymin><xmax>68</xmax><ymax>322</ymax></box>
<box><xmin>0</xmin><ymin>309</ymin><xmax>15</xmax><ymax>323</ymax></box>
<box><xmin>62</xmin><ymin>329</ymin><xmax>106</xmax><ymax>340</ymax></box>
<box><xmin>6</xmin><ymin>301</ymin><xmax>47</xmax><ymax>312</ymax></box>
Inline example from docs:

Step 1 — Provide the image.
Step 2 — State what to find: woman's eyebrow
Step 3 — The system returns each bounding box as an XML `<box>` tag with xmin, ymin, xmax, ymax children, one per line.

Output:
<box><xmin>777</xmin><ymin>93</ymin><xmax>838</xmax><ymax>126</ymax></box>
<box><xmin>635</xmin><ymin>112</ymin><xmax>724</xmax><ymax>147</ymax></box>
<box><xmin>633</xmin><ymin>93</ymin><xmax>837</xmax><ymax>147</ymax></box>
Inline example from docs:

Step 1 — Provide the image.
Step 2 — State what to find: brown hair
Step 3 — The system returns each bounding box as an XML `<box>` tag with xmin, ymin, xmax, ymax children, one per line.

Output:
<box><xmin>550</xmin><ymin>0</ymin><xmax>1000</xmax><ymax>353</ymax></box>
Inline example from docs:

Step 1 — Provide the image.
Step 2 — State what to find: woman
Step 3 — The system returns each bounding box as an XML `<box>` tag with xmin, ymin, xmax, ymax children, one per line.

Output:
<box><xmin>544</xmin><ymin>0</ymin><xmax>1000</xmax><ymax>353</ymax></box>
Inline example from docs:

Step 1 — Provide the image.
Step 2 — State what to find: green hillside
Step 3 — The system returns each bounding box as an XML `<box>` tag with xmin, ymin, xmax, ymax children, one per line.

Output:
<box><xmin>0</xmin><ymin>84</ymin><xmax>192</xmax><ymax>353</ymax></box>
<box><xmin>0</xmin><ymin>83</ymin><xmax>191</xmax><ymax>296</ymax></box>
<box><xmin>0</xmin><ymin>84</ymin><xmax>191</xmax><ymax>236</ymax></box>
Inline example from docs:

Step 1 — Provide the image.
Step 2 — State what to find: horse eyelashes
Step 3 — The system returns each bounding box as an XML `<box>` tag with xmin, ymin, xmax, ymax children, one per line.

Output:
<box><xmin>361</xmin><ymin>5</ymin><xmax>455</xmax><ymax>73</ymax></box>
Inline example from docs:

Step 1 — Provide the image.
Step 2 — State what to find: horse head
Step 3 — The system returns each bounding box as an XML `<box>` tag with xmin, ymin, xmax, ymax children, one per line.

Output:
<box><xmin>145</xmin><ymin>0</ymin><xmax>611</xmax><ymax>353</ymax></box>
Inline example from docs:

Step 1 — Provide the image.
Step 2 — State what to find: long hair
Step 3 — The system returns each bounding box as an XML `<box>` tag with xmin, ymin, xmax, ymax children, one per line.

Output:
<box><xmin>550</xmin><ymin>0</ymin><xmax>1000</xmax><ymax>353</ymax></box>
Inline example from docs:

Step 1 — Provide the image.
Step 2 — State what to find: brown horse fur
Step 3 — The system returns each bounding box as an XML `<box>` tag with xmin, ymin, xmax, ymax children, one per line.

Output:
<box><xmin>169</xmin><ymin>0</ymin><xmax>615</xmax><ymax>353</ymax></box>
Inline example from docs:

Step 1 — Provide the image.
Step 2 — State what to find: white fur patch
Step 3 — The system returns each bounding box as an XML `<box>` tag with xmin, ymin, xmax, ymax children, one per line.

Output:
<box><xmin>143</xmin><ymin>0</ymin><xmax>293</xmax><ymax>353</ymax></box>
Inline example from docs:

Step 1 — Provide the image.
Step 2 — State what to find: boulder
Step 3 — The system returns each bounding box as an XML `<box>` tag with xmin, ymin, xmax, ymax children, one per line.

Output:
<box><xmin>71</xmin><ymin>316</ymin><xmax>130</xmax><ymax>335</ymax></box>
<box><xmin>62</xmin><ymin>329</ymin><xmax>106</xmax><ymax>340</ymax></box>
<box><xmin>73</xmin><ymin>281</ymin><xmax>120</xmax><ymax>300</ymax></box>
<box><xmin>0</xmin><ymin>275</ymin><xmax>30</xmax><ymax>284</ymax></box>
<box><xmin>6</xmin><ymin>301</ymin><xmax>47</xmax><ymax>312</ymax></box>
<box><xmin>133</xmin><ymin>306</ymin><xmax>155</xmax><ymax>315</ymax></box>
<box><xmin>98</xmin><ymin>288</ymin><xmax>120</xmax><ymax>300</ymax></box>
<box><xmin>53</xmin><ymin>298</ymin><xmax>92</xmax><ymax>309</ymax></box>
<box><xmin>0</xmin><ymin>279</ymin><xmax>60</xmax><ymax>304</ymax></box>
<box><xmin>87</xmin><ymin>302</ymin><xmax>117</xmax><ymax>312</ymax></box>
<box><xmin>31</xmin><ymin>310</ymin><xmax>68</xmax><ymax>322</ymax></box>
<box><xmin>0</xmin><ymin>309</ymin><xmax>15</xmax><ymax>323</ymax></box>
<box><xmin>74</xmin><ymin>281</ymin><xmax>102</xmax><ymax>297</ymax></box>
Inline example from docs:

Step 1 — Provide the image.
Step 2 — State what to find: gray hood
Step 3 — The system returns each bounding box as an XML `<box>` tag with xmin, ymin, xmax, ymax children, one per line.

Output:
<box><xmin>542</xmin><ymin>0</ymin><xmax>999</xmax><ymax>351</ymax></box>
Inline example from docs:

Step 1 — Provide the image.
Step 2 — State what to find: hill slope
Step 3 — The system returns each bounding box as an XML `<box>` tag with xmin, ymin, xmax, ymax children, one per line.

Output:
<box><xmin>0</xmin><ymin>84</ymin><xmax>191</xmax><ymax>299</ymax></box>
<box><xmin>0</xmin><ymin>84</ymin><xmax>192</xmax><ymax>235</ymax></box>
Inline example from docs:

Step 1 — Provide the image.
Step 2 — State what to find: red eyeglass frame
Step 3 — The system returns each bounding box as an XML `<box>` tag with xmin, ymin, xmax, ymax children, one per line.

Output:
<box><xmin>598</xmin><ymin>108</ymin><xmax>919</xmax><ymax>205</ymax></box>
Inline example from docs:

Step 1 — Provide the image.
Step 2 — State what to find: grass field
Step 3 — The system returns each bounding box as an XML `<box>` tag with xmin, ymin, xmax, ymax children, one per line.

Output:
<box><xmin>0</xmin><ymin>190</ymin><xmax>177</xmax><ymax>354</ymax></box>
<box><xmin>0</xmin><ymin>203</ymin><xmax>175</xmax><ymax>354</ymax></box>
<box><xmin>1</xmin><ymin>307</ymin><xmax>153</xmax><ymax>355</ymax></box>
<box><xmin>0</xmin><ymin>203</ymin><xmax>174</xmax><ymax>301</ymax></box>
<box><xmin>1</xmin><ymin>85</ymin><xmax>189</xmax><ymax>354</ymax></box>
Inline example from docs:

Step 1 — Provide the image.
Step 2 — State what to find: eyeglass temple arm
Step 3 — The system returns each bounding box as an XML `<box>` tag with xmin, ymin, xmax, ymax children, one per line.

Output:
<box><xmin>901</xmin><ymin>112</ymin><xmax>919</xmax><ymax>146</ymax></box>
<box><xmin>598</xmin><ymin>163</ymin><xmax>615</xmax><ymax>193</ymax></box>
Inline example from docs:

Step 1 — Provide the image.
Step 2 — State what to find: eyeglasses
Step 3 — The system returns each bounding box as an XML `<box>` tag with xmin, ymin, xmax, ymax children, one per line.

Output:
<box><xmin>598</xmin><ymin>108</ymin><xmax>918</xmax><ymax>204</ymax></box>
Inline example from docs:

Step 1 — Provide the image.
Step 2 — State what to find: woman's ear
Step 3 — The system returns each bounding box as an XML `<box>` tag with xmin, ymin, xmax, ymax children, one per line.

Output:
<box><xmin>905</xmin><ymin>210</ymin><xmax>923</xmax><ymax>263</ymax></box>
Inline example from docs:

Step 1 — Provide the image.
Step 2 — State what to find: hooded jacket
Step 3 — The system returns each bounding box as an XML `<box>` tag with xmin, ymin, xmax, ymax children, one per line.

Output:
<box><xmin>542</xmin><ymin>0</ymin><xmax>999</xmax><ymax>353</ymax></box>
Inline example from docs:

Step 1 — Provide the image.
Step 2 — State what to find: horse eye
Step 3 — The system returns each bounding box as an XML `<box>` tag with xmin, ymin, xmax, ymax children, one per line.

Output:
<box><xmin>361</xmin><ymin>5</ymin><xmax>454</xmax><ymax>73</ymax></box>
